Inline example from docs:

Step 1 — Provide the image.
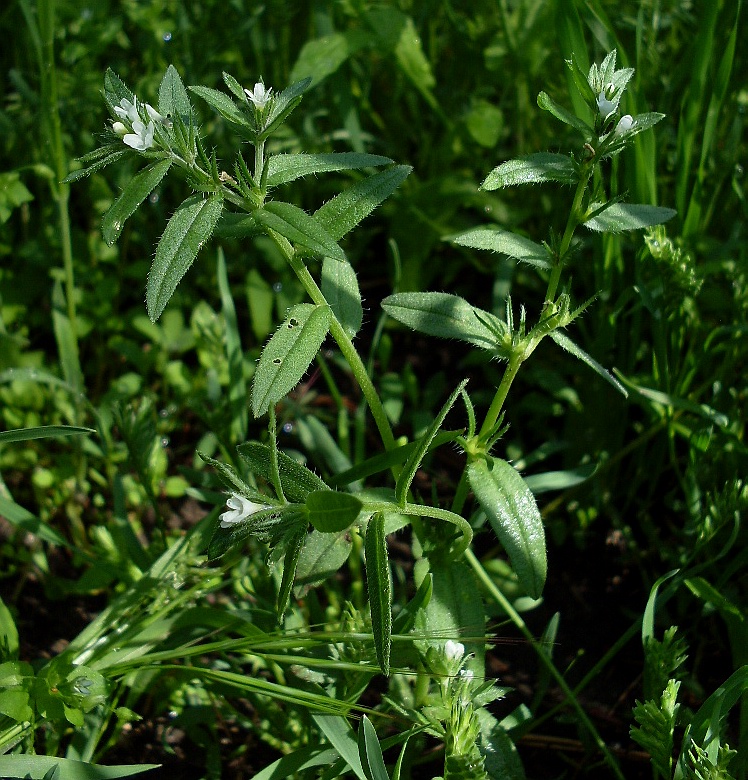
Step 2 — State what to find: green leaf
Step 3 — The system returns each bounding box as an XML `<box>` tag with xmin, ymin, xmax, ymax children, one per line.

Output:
<box><xmin>0</xmin><ymin>495</ymin><xmax>77</xmax><ymax>551</ymax></box>
<box><xmin>365</xmin><ymin>514</ymin><xmax>392</xmax><ymax>676</ymax></box>
<box><xmin>321</xmin><ymin>257</ymin><xmax>363</xmax><ymax>338</ymax></box>
<box><xmin>314</xmin><ymin>166</ymin><xmax>412</xmax><ymax>241</ymax></box>
<box><xmin>523</xmin><ymin>464</ymin><xmax>598</xmax><ymax>494</ymax></box>
<box><xmin>358</xmin><ymin>716</ymin><xmax>390</xmax><ymax>780</ymax></box>
<box><xmin>237</xmin><ymin>441</ymin><xmax>329</xmax><ymax>502</ymax></box>
<box><xmin>468</xmin><ymin>458</ymin><xmax>547</xmax><ymax>599</ymax></box>
<box><xmin>103</xmin><ymin>68</ymin><xmax>133</xmax><ymax>105</ymax></box>
<box><xmin>583</xmin><ymin>202</ymin><xmax>677</xmax><ymax>232</ymax></box>
<box><xmin>537</xmin><ymin>91</ymin><xmax>594</xmax><ymax>137</ymax></box>
<box><xmin>256</xmin><ymin>202</ymin><xmax>346</xmax><ymax>261</ymax></box>
<box><xmin>262</xmin><ymin>78</ymin><xmax>312</xmax><ymax>139</ymax></box>
<box><xmin>207</xmin><ymin>506</ymin><xmax>306</xmax><ymax>561</ymax></box>
<box><xmin>396</xmin><ymin>380</ymin><xmax>467</xmax><ymax>505</ymax></box>
<box><xmin>313</xmin><ymin>714</ymin><xmax>368</xmax><ymax>780</ymax></box>
<box><xmin>306</xmin><ymin>490</ymin><xmax>363</xmax><ymax>533</ymax></box>
<box><xmin>452</xmin><ymin>226</ymin><xmax>552</xmax><ymax>270</ymax></box>
<box><xmin>189</xmin><ymin>85</ymin><xmax>246</xmax><ymax>126</ymax></box>
<box><xmin>63</xmin><ymin>148</ymin><xmax>129</xmax><ymax>183</ymax></box>
<box><xmin>251</xmin><ymin>303</ymin><xmax>332</xmax><ymax>417</ymax></box>
<box><xmin>266</xmin><ymin>152</ymin><xmax>393</xmax><ymax>187</ymax></box>
<box><xmin>549</xmin><ymin>331</ymin><xmax>628</xmax><ymax>397</ymax></box>
<box><xmin>0</xmin><ymin>756</ymin><xmax>160</xmax><ymax>780</ymax></box>
<box><xmin>147</xmin><ymin>194</ymin><xmax>223</xmax><ymax>321</ymax></box>
<box><xmin>277</xmin><ymin>529</ymin><xmax>306</xmax><ymax>619</ymax></box>
<box><xmin>382</xmin><ymin>292</ymin><xmax>503</xmax><ymax>352</ymax></box>
<box><xmin>480</xmin><ymin>153</ymin><xmax>578</xmax><ymax>190</ymax></box>
<box><xmin>0</xmin><ymin>425</ymin><xmax>95</xmax><ymax>443</ymax></box>
<box><xmin>289</xmin><ymin>33</ymin><xmax>362</xmax><ymax>87</ymax></box>
<box><xmin>102</xmin><ymin>159</ymin><xmax>172</xmax><ymax>245</ymax></box>
<box><xmin>158</xmin><ymin>64</ymin><xmax>192</xmax><ymax>122</ymax></box>
<box><xmin>296</xmin><ymin>529</ymin><xmax>353</xmax><ymax>587</ymax></box>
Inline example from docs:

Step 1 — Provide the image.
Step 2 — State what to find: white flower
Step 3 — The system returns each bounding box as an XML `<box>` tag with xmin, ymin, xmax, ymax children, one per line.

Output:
<box><xmin>244</xmin><ymin>81</ymin><xmax>273</xmax><ymax>109</ymax></box>
<box><xmin>458</xmin><ymin>668</ymin><xmax>474</xmax><ymax>682</ymax></box>
<box><xmin>219</xmin><ymin>493</ymin><xmax>270</xmax><ymax>528</ymax></box>
<box><xmin>596</xmin><ymin>90</ymin><xmax>615</xmax><ymax>119</ymax></box>
<box><xmin>114</xmin><ymin>97</ymin><xmax>139</xmax><ymax>123</ymax></box>
<box><xmin>615</xmin><ymin>114</ymin><xmax>635</xmax><ymax>135</ymax></box>
<box><xmin>112</xmin><ymin>121</ymin><xmax>127</xmax><ymax>136</ymax></box>
<box><xmin>145</xmin><ymin>103</ymin><xmax>165</xmax><ymax>122</ymax></box>
<box><xmin>444</xmin><ymin>640</ymin><xmax>465</xmax><ymax>663</ymax></box>
<box><xmin>123</xmin><ymin>119</ymin><xmax>155</xmax><ymax>151</ymax></box>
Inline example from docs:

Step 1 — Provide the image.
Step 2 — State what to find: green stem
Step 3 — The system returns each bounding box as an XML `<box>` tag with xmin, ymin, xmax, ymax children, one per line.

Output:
<box><xmin>477</xmin><ymin>353</ymin><xmax>522</xmax><ymax>440</ymax></box>
<box><xmin>464</xmin><ymin>548</ymin><xmax>626</xmax><ymax>780</ymax></box>
<box><xmin>269</xmin><ymin>232</ymin><xmax>397</xmax><ymax>452</ymax></box>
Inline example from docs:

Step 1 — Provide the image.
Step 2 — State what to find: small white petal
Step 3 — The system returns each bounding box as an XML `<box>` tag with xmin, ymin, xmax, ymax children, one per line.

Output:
<box><xmin>615</xmin><ymin>114</ymin><xmax>634</xmax><ymax>135</ymax></box>
<box><xmin>145</xmin><ymin>103</ymin><xmax>165</xmax><ymax>122</ymax></box>
<box><xmin>112</xmin><ymin>121</ymin><xmax>127</xmax><ymax>135</ymax></box>
<box><xmin>597</xmin><ymin>91</ymin><xmax>615</xmax><ymax>119</ymax></box>
<box><xmin>115</xmin><ymin>97</ymin><xmax>139</xmax><ymax>123</ymax></box>
<box><xmin>444</xmin><ymin>640</ymin><xmax>465</xmax><ymax>662</ymax></box>
<box><xmin>219</xmin><ymin>493</ymin><xmax>271</xmax><ymax>528</ymax></box>
<box><xmin>244</xmin><ymin>81</ymin><xmax>273</xmax><ymax>108</ymax></box>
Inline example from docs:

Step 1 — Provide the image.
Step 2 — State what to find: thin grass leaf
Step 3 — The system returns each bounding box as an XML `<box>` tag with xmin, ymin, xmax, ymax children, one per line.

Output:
<box><xmin>0</xmin><ymin>495</ymin><xmax>76</xmax><ymax>551</ymax></box>
<box><xmin>358</xmin><ymin>716</ymin><xmax>390</xmax><ymax>780</ymax></box>
<box><xmin>366</xmin><ymin>513</ymin><xmax>392</xmax><ymax>676</ymax></box>
<box><xmin>147</xmin><ymin>193</ymin><xmax>223</xmax><ymax>321</ymax></box>
<box><xmin>314</xmin><ymin>166</ymin><xmax>411</xmax><ymax>241</ymax></box>
<box><xmin>0</xmin><ymin>425</ymin><xmax>94</xmax><ymax>443</ymax></box>
<box><xmin>102</xmin><ymin>159</ymin><xmax>172</xmax><ymax>245</ymax></box>
<box><xmin>313</xmin><ymin>714</ymin><xmax>368</xmax><ymax>780</ymax></box>
<box><xmin>251</xmin><ymin>303</ymin><xmax>331</xmax><ymax>417</ymax></box>
<box><xmin>0</xmin><ymin>757</ymin><xmax>160</xmax><ymax>780</ymax></box>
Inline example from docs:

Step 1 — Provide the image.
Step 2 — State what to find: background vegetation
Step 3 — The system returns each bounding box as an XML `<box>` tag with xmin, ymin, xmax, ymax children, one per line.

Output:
<box><xmin>0</xmin><ymin>1</ymin><xmax>745</xmax><ymax>778</ymax></box>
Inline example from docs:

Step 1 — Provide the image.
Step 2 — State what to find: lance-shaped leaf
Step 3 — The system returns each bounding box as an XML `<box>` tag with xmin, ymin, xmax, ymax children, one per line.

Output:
<box><xmin>63</xmin><ymin>148</ymin><xmax>129</xmax><ymax>183</ymax></box>
<box><xmin>583</xmin><ymin>202</ymin><xmax>677</xmax><ymax>233</ymax></box>
<box><xmin>189</xmin><ymin>85</ymin><xmax>246</xmax><ymax>126</ymax></box>
<box><xmin>277</xmin><ymin>529</ymin><xmax>307</xmax><ymax>620</ymax></box>
<box><xmin>306</xmin><ymin>490</ymin><xmax>363</xmax><ymax>533</ymax></box>
<box><xmin>480</xmin><ymin>152</ymin><xmax>578</xmax><ymax>190</ymax></box>
<box><xmin>537</xmin><ymin>91</ymin><xmax>594</xmax><ymax>137</ymax></box>
<box><xmin>208</xmin><ymin>505</ymin><xmax>306</xmax><ymax>561</ymax></box>
<box><xmin>468</xmin><ymin>458</ymin><xmax>547</xmax><ymax>599</ymax></box>
<box><xmin>452</xmin><ymin>226</ymin><xmax>552</xmax><ymax>270</ymax></box>
<box><xmin>321</xmin><ymin>257</ymin><xmax>363</xmax><ymax>338</ymax></box>
<box><xmin>199</xmin><ymin>452</ymin><xmax>269</xmax><ymax>504</ymax></box>
<box><xmin>103</xmin><ymin>68</ymin><xmax>132</xmax><ymax>107</ymax></box>
<box><xmin>102</xmin><ymin>159</ymin><xmax>172</xmax><ymax>245</ymax></box>
<box><xmin>256</xmin><ymin>202</ymin><xmax>346</xmax><ymax>261</ymax></box>
<box><xmin>147</xmin><ymin>193</ymin><xmax>223</xmax><ymax>321</ymax></box>
<box><xmin>365</xmin><ymin>513</ymin><xmax>392</xmax><ymax>676</ymax></box>
<box><xmin>315</xmin><ymin>166</ymin><xmax>412</xmax><ymax>241</ymax></box>
<box><xmin>549</xmin><ymin>331</ymin><xmax>628</xmax><ymax>397</ymax></box>
<box><xmin>238</xmin><ymin>440</ymin><xmax>329</xmax><ymax>502</ymax></box>
<box><xmin>251</xmin><ymin>303</ymin><xmax>331</xmax><ymax>417</ymax></box>
<box><xmin>158</xmin><ymin>64</ymin><xmax>193</xmax><ymax>122</ymax></box>
<box><xmin>382</xmin><ymin>292</ymin><xmax>503</xmax><ymax>352</ymax></box>
<box><xmin>262</xmin><ymin>77</ymin><xmax>312</xmax><ymax>140</ymax></box>
<box><xmin>396</xmin><ymin>380</ymin><xmax>468</xmax><ymax>505</ymax></box>
<box><xmin>358</xmin><ymin>716</ymin><xmax>390</xmax><ymax>780</ymax></box>
<box><xmin>266</xmin><ymin>152</ymin><xmax>393</xmax><ymax>187</ymax></box>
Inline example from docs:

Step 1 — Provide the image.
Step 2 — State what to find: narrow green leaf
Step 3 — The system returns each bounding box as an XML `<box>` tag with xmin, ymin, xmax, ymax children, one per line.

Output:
<box><xmin>0</xmin><ymin>425</ymin><xmax>94</xmax><ymax>443</ymax></box>
<box><xmin>0</xmin><ymin>496</ymin><xmax>74</xmax><ymax>551</ymax></box>
<box><xmin>306</xmin><ymin>490</ymin><xmax>363</xmax><ymax>533</ymax></box>
<box><xmin>549</xmin><ymin>331</ymin><xmax>628</xmax><ymax>397</ymax></box>
<box><xmin>266</xmin><ymin>152</ymin><xmax>393</xmax><ymax>187</ymax></box>
<box><xmin>158</xmin><ymin>64</ymin><xmax>192</xmax><ymax>121</ymax></box>
<box><xmin>583</xmin><ymin>202</ymin><xmax>677</xmax><ymax>233</ymax></box>
<box><xmin>189</xmin><ymin>85</ymin><xmax>246</xmax><ymax>125</ymax></box>
<box><xmin>315</xmin><ymin>166</ymin><xmax>412</xmax><ymax>241</ymax></box>
<box><xmin>392</xmin><ymin>572</ymin><xmax>432</xmax><ymax>635</ymax></box>
<box><xmin>256</xmin><ymin>202</ymin><xmax>346</xmax><ymax>261</ymax></box>
<box><xmin>63</xmin><ymin>148</ymin><xmax>129</xmax><ymax>183</ymax></box>
<box><xmin>480</xmin><ymin>153</ymin><xmax>577</xmax><ymax>190</ymax></box>
<box><xmin>366</xmin><ymin>514</ymin><xmax>392</xmax><ymax>676</ymax></box>
<box><xmin>452</xmin><ymin>226</ymin><xmax>552</xmax><ymax>269</ymax></box>
<box><xmin>277</xmin><ymin>529</ymin><xmax>307</xmax><ymax>620</ymax></box>
<box><xmin>262</xmin><ymin>77</ymin><xmax>312</xmax><ymax>139</ymax></box>
<box><xmin>468</xmin><ymin>458</ymin><xmax>547</xmax><ymax>599</ymax></box>
<box><xmin>381</xmin><ymin>292</ymin><xmax>502</xmax><ymax>352</ymax></box>
<box><xmin>0</xmin><ymin>757</ymin><xmax>160</xmax><ymax>780</ymax></box>
<box><xmin>146</xmin><ymin>194</ymin><xmax>223</xmax><ymax>322</ymax></box>
<box><xmin>321</xmin><ymin>257</ymin><xmax>363</xmax><ymax>338</ymax></box>
<box><xmin>537</xmin><ymin>91</ymin><xmax>594</xmax><ymax>137</ymax></box>
<box><xmin>358</xmin><ymin>715</ymin><xmax>390</xmax><ymax>780</ymax></box>
<box><xmin>313</xmin><ymin>715</ymin><xmax>368</xmax><ymax>780</ymax></box>
<box><xmin>102</xmin><ymin>159</ymin><xmax>172</xmax><ymax>245</ymax></box>
<box><xmin>396</xmin><ymin>380</ymin><xmax>467</xmax><ymax>505</ymax></box>
<box><xmin>238</xmin><ymin>441</ymin><xmax>329</xmax><ymax>501</ymax></box>
<box><xmin>523</xmin><ymin>464</ymin><xmax>598</xmax><ymax>494</ymax></box>
<box><xmin>251</xmin><ymin>303</ymin><xmax>332</xmax><ymax>417</ymax></box>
